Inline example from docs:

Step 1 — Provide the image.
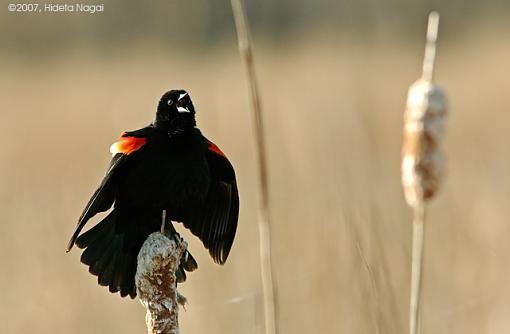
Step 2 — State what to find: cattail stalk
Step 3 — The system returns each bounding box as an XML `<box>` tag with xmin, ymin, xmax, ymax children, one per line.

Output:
<box><xmin>136</xmin><ymin>227</ymin><xmax>187</xmax><ymax>334</ymax></box>
<box><xmin>229</xmin><ymin>1</ymin><xmax>278</xmax><ymax>334</ymax></box>
<box><xmin>401</xmin><ymin>11</ymin><xmax>447</xmax><ymax>334</ymax></box>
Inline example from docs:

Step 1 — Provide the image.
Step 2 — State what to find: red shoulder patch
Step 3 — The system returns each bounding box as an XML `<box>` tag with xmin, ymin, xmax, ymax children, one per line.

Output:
<box><xmin>208</xmin><ymin>142</ymin><xmax>226</xmax><ymax>158</ymax></box>
<box><xmin>110</xmin><ymin>133</ymin><xmax>146</xmax><ymax>155</ymax></box>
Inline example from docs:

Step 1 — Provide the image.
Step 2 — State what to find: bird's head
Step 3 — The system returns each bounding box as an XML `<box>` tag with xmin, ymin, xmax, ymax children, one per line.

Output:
<box><xmin>155</xmin><ymin>89</ymin><xmax>196</xmax><ymax>134</ymax></box>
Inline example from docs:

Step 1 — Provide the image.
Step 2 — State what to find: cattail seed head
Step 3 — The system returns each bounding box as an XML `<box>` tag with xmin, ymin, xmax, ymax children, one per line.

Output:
<box><xmin>401</xmin><ymin>79</ymin><xmax>447</xmax><ymax>207</ymax></box>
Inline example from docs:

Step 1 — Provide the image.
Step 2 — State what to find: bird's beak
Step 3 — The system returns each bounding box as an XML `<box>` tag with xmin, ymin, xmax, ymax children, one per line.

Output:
<box><xmin>177</xmin><ymin>93</ymin><xmax>190</xmax><ymax>113</ymax></box>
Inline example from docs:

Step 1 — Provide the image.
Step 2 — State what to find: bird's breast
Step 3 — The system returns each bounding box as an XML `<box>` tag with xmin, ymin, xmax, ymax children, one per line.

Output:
<box><xmin>116</xmin><ymin>143</ymin><xmax>210</xmax><ymax>210</ymax></box>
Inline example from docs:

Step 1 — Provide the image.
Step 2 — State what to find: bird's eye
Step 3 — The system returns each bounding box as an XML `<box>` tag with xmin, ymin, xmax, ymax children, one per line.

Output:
<box><xmin>167</xmin><ymin>99</ymin><xmax>173</xmax><ymax>106</ymax></box>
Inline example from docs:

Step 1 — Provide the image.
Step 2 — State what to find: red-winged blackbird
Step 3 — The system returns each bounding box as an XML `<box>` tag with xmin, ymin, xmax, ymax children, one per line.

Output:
<box><xmin>66</xmin><ymin>90</ymin><xmax>239</xmax><ymax>298</ymax></box>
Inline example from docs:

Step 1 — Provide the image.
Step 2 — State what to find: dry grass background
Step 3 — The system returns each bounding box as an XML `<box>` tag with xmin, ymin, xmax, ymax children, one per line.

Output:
<box><xmin>1</xmin><ymin>23</ymin><xmax>510</xmax><ymax>334</ymax></box>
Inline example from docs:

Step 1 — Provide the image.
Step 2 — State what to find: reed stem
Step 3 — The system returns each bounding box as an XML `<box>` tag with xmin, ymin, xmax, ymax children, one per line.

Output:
<box><xmin>229</xmin><ymin>1</ymin><xmax>278</xmax><ymax>334</ymax></box>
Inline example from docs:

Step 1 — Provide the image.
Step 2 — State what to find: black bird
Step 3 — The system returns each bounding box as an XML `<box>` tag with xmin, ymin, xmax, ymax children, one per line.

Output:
<box><xmin>66</xmin><ymin>90</ymin><xmax>239</xmax><ymax>298</ymax></box>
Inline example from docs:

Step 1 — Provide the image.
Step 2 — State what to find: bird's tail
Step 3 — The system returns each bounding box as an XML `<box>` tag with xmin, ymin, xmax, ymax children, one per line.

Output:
<box><xmin>75</xmin><ymin>208</ymin><xmax>197</xmax><ymax>298</ymax></box>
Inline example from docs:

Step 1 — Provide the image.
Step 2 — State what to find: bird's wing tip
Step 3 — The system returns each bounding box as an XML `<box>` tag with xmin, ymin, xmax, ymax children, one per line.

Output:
<box><xmin>65</xmin><ymin>240</ymin><xmax>75</xmax><ymax>253</ymax></box>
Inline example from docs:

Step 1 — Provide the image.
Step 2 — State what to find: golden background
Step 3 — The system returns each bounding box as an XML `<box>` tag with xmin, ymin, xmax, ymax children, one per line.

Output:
<box><xmin>1</xmin><ymin>1</ymin><xmax>509</xmax><ymax>333</ymax></box>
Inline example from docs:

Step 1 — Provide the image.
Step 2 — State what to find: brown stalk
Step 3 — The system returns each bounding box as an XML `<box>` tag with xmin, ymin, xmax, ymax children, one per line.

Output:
<box><xmin>402</xmin><ymin>11</ymin><xmax>447</xmax><ymax>334</ymax></box>
<box><xmin>229</xmin><ymin>1</ymin><xmax>278</xmax><ymax>334</ymax></box>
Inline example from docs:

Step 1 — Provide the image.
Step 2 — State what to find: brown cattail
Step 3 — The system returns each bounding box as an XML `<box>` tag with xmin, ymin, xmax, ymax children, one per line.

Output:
<box><xmin>403</xmin><ymin>12</ymin><xmax>448</xmax><ymax>334</ymax></box>
<box><xmin>401</xmin><ymin>12</ymin><xmax>448</xmax><ymax>208</ymax></box>
<box><xmin>136</xmin><ymin>214</ymin><xmax>189</xmax><ymax>334</ymax></box>
<box><xmin>401</xmin><ymin>79</ymin><xmax>447</xmax><ymax>207</ymax></box>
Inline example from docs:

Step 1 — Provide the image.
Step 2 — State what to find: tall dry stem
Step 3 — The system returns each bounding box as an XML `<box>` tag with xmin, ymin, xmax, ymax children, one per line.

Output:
<box><xmin>229</xmin><ymin>1</ymin><xmax>278</xmax><ymax>334</ymax></box>
<box><xmin>401</xmin><ymin>11</ymin><xmax>447</xmax><ymax>334</ymax></box>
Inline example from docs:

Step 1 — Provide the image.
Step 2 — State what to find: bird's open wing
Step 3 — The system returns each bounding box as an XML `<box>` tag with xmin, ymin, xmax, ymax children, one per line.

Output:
<box><xmin>66</xmin><ymin>132</ymin><xmax>147</xmax><ymax>252</ymax></box>
<box><xmin>182</xmin><ymin>139</ymin><xmax>239</xmax><ymax>264</ymax></box>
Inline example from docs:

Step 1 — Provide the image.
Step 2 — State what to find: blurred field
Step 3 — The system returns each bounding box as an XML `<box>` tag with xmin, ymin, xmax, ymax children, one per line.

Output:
<box><xmin>1</xmin><ymin>17</ymin><xmax>510</xmax><ymax>334</ymax></box>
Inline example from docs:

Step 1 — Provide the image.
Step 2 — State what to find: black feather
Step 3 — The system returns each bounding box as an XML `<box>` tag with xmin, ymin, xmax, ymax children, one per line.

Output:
<box><xmin>182</xmin><ymin>143</ymin><xmax>239</xmax><ymax>265</ymax></box>
<box><xmin>66</xmin><ymin>153</ymin><xmax>128</xmax><ymax>252</ymax></box>
<box><xmin>80</xmin><ymin>218</ymin><xmax>116</xmax><ymax>267</ymax></box>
